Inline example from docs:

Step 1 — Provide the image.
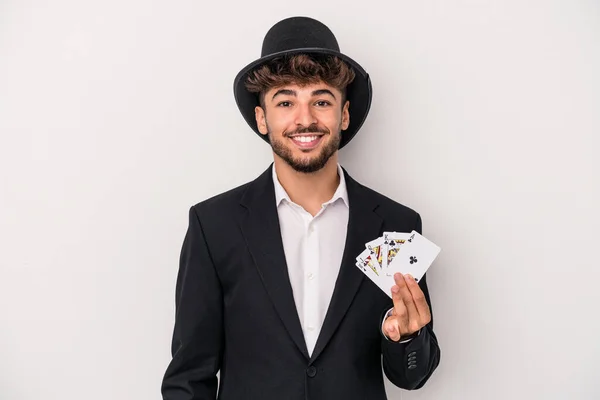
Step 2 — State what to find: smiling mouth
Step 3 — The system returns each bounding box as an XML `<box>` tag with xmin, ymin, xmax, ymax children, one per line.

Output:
<box><xmin>289</xmin><ymin>134</ymin><xmax>324</xmax><ymax>149</ymax></box>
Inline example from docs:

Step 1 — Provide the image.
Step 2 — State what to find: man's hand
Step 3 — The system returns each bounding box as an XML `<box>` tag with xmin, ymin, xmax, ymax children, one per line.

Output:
<box><xmin>383</xmin><ymin>273</ymin><xmax>431</xmax><ymax>342</ymax></box>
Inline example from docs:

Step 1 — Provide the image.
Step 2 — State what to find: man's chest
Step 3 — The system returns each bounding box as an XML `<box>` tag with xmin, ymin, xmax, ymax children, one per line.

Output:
<box><xmin>277</xmin><ymin>202</ymin><xmax>349</xmax><ymax>303</ymax></box>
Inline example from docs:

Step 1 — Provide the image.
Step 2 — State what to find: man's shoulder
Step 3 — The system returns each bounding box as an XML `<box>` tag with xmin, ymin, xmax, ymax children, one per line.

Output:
<box><xmin>190</xmin><ymin>165</ymin><xmax>272</xmax><ymax>216</ymax></box>
<box><xmin>191</xmin><ymin>180</ymin><xmax>251</xmax><ymax>214</ymax></box>
<box><xmin>347</xmin><ymin>172</ymin><xmax>421</xmax><ymax>227</ymax></box>
<box><xmin>363</xmin><ymin>184</ymin><xmax>419</xmax><ymax>217</ymax></box>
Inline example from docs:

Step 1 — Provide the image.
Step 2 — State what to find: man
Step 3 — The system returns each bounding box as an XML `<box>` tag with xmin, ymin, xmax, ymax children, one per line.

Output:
<box><xmin>162</xmin><ymin>16</ymin><xmax>440</xmax><ymax>400</ymax></box>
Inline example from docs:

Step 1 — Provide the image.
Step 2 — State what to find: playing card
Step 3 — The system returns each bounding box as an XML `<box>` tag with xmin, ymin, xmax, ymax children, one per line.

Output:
<box><xmin>355</xmin><ymin>249</ymin><xmax>380</xmax><ymax>276</ymax></box>
<box><xmin>355</xmin><ymin>260</ymin><xmax>379</xmax><ymax>289</ymax></box>
<box><xmin>355</xmin><ymin>260</ymin><xmax>396</xmax><ymax>299</ymax></box>
<box><xmin>382</xmin><ymin>232</ymin><xmax>410</xmax><ymax>274</ymax></box>
<box><xmin>356</xmin><ymin>248</ymin><xmax>398</xmax><ymax>298</ymax></box>
<box><xmin>387</xmin><ymin>230</ymin><xmax>441</xmax><ymax>283</ymax></box>
<box><xmin>365</xmin><ymin>236</ymin><xmax>385</xmax><ymax>270</ymax></box>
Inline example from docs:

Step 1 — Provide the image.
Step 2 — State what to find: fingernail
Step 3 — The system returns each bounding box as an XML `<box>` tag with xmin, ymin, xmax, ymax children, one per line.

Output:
<box><xmin>394</xmin><ymin>273</ymin><xmax>402</xmax><ymax>280</ymax></box>
<box><xmin>387</xmin><ymin>325</ymin><xmax>394</xmax><ymax>332</ymax></box>
<box><xmin>405</xmin><ymin>274</ymin><xmax>414</xmax><ymax>281</ymax></box>
<box><xmin>392</xmin><ymin>285</ymin><xmax>399</xmax><ymax>293</ymax></box>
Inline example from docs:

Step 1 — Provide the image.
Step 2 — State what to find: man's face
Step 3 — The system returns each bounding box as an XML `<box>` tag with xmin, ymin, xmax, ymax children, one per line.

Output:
<box><xmin>254</xmin><ymin>81</ymin><xmax>350</xmax><ymax>174</ymax></box>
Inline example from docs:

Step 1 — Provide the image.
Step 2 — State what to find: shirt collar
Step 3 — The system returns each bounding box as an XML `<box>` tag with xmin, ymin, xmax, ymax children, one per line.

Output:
<box><xmin>272</xmin><ymin>163</ymin><xmax>349</xmax><ymax>208</ymax></box>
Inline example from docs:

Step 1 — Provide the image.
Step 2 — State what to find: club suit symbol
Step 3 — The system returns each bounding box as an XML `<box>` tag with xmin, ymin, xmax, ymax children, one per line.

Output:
<box><xmin>409</xmin><ymin>256</ymin><xmax>418</xmax><ymax>264</ymax></box>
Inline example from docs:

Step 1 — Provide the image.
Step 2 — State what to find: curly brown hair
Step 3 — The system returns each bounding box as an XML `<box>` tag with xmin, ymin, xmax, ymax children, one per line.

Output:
<box><xmin>245</xmin><ymin>53</ymin><xmax>356</xmax><ymax>108</ymax></box>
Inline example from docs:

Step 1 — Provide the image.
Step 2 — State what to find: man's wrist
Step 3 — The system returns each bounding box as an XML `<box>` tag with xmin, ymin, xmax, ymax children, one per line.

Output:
<box><xmin>399</xmin><ymin>329</ymin><xmax>420</xmax><ymax>342</ymax></box>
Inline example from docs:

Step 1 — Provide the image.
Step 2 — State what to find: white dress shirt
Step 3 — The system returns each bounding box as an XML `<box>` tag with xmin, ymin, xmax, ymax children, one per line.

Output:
<box><xmin>272</xmin><ymin>164</ymin><xmax>415</xmax><ymax>355</ymax></box>
<box><xmin>272</xmin><ymin>163</ymin><xmax>349</xmax><ymax>356</ymax></box>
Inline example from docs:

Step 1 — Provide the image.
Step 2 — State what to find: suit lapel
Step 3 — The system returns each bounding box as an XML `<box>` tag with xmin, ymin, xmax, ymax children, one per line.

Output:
<box><xmin>239</xmin><ymin>165</ymin><xmax>382</xmax><ymax>363</ymax></box>
<box><xmin>309</xmin><ymin>169</ymin><xmax>382</xmax><ymax>364</ymax></box>
<box><xmin>240</xmin><ymin>165</ymin><xmax>310</xmax><ymax>359</ymax></box>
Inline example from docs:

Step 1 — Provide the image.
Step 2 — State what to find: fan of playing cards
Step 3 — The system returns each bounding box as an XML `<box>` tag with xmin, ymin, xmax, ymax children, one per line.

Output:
<box><xmin>355</xmin><ymin>231</ymin><xmax>441</xmax><ymax>298</ymax></box>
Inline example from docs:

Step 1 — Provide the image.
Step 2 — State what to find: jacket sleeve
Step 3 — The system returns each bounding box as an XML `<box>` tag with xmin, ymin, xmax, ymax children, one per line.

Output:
<box><xmin>161</xmin><ymin>206</ymin><xmax>224</xmax><ymax>400</ymax></box>
<box><xmin>380</xmin><ymin>213</ymin><xmax>441</xmax><ymax>390</ymax></box>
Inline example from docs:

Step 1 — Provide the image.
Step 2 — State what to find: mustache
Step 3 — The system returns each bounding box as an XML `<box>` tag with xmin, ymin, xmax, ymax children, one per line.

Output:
<box><xmin>285</xmin><ymin>124</ymin><xmax>330</xmax><ymax>137</ymax></box>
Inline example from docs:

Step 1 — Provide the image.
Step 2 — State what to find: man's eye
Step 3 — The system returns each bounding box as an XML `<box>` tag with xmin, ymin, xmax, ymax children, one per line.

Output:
<box><xmin>277</xmin><ymin>101</ymin><xmax>292</xmax><ymax>107</ymax></box>
<box><xmin>315</xmin><ymin>101</ymin><xmax>331</xmax><ymax>107</ymax></box>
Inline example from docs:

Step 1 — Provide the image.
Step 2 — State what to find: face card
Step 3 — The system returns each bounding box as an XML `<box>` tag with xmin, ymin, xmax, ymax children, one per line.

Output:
<box><xmin>355</xmin><ymin>260</ymin><xmax>378</xmax><ymax>287</ymax></box>
<box><xmin>382</xmin><ymin>232</ymin><xmax>411</xmax><ymax>274</ymax></box>
<box><xmin>355</xmin><ymin>260</ymin><xmax>395</xmax><ymax>299</ymax></box>
<box><xmin>355</xmin><ymin>248</ymin><xmax>399</xmax><ymax>297</ymax></box>
<box><xmin>387</xmin><ymin>230</ymin><xmax>441</xmax><ymax>283</ymax></box>
<box><xmin>365</xmin><ymin>236</ymin><xmax>385</xmax><ymax>270</ymax></box>
<box><xmin>356</xmin><ymin>248</ymin><xmax>380</xmax><ymax>277</ymax></box>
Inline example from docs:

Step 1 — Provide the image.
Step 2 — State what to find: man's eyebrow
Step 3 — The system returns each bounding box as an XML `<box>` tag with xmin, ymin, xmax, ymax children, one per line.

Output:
<box><xmin>312</xmin><ymin>89</ymin><xmax>337</xmax><ymax>99</ymax></box>
<box><xmin>271</xmin><ymin>88</ymin><xmax>338</xmax><ymax>100</ymax></box>
<box><xmin>271</xmin><ymin>89</ymin><xmax>296</xmax><ymax>100</ymax></box>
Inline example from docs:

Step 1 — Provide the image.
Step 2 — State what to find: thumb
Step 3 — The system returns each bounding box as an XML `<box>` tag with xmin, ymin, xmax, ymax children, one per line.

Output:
<box><xmin>384</xmin><ymin>319</ymin><xmax>401</xmax><ymax>342</ymax></box>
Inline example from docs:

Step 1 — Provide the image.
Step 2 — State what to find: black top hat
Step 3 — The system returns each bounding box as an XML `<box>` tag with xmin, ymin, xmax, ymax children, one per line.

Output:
<box><xmin>233</xmin><ymin>16</ymin><xmax>372</xmax><ymax>150</ymax></box>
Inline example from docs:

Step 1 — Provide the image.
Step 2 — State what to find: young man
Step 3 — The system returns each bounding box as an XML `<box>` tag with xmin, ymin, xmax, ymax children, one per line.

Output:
<box><xmin>162</xmin><ymin>16</ymin><xmax>441</xmax><ymax>400</ymax></box>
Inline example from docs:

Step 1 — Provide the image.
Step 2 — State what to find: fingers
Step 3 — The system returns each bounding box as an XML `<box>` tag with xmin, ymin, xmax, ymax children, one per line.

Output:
<box><xmin>392</xmin><ymin>273</ymin><xmax>419</xmax><ymax>324</ymax></box>
<box><xmin>383</xmin><ymin>317</ymin><xmax>401</xmax><ymax>341</ymax></box>
<box><xmin>390</xmin><ymin>285</ymin><xmax>408</xmax><ymax>338</ymax></box>
<box><xmin>404</xmin><ymin>274</ymin><xmax>432</xmax><ymax>326</ymax></box>
<box><xmin>390</xmin><ymin>273</ymin><xmax>432</xmax><ymax>338</ymax></box>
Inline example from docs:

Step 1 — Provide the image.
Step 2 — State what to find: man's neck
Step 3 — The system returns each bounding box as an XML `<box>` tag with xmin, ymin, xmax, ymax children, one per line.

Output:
<box><xmin>273</xmin><ymin>155</ymin><xmax>341</xmax><ymax>217</ymax></box>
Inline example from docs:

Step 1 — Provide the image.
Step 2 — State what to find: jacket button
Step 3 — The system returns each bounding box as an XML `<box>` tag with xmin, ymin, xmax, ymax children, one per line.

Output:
<box><xmin>306</xmin><ymin>366</ymin><xmax>317</xmax><ymax>377</ymax></box>
<box><xmin>408</xmin><ymin>351</ymin><xmax>417</xmax><ymax>357</ymax></box>
<box><xmin>408</xmin><ymin>364</ymin><xmax>417</xmax><ymax>370</ymax></box>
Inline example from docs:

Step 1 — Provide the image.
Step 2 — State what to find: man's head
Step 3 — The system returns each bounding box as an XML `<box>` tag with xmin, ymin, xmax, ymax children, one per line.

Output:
<box><xmin>245</xmin><ymin>54</ymin><xmax>356</xmax><ymax>173</ymax></box>
<box><xmin>233</xmin><ymin>16</ymin><xmax>373</xmax><ymax>156</ymax></box>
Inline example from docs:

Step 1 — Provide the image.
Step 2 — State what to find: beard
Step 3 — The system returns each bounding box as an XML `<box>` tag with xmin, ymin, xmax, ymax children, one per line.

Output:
<box><xmin>267</xmin><ymin>122</ymin><xmax>342</xmax><ymax>174</ymax></box>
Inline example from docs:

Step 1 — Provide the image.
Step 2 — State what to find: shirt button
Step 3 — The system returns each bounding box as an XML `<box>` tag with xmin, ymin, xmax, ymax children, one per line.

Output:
<box><xmin>308</xmin><ymin>225</ymin><xmax>314</xmax><ymax>234</ymax></box>
<box><xmin>307</xmin><ymin>326</ymin><xmax>314</xmax><ymax>331</ymax></box>
<box><xmin>307</xmin><ymin>272</ymin><xmax>314</xmax><ymax>280</ymax></box>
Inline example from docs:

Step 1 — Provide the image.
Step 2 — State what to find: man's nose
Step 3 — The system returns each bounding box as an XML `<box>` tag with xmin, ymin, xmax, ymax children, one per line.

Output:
<box><xmin>294</xmin><ymin>103</ymin><xmax>317</xmax><ymax>128</ymax></box>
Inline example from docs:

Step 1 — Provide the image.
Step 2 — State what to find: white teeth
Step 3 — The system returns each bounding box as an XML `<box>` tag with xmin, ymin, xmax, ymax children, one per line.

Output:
<box><xmin>294</xmin><ymin>136</ymin><xmax>318</xmax><ymax>143</ymax></box>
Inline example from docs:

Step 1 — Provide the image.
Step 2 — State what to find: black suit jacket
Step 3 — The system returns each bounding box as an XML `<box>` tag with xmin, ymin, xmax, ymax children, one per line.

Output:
<box><xmin>162</xmin><ymin>165</ymin><xmax>440</xmax><ymax>400</ymax></box>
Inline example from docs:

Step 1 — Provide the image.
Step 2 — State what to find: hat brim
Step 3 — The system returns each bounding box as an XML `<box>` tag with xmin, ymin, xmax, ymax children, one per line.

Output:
<box><xmin>233</xmin><ymin>48</ymin><xmax>372</xmax><ymax>150</ymax></box>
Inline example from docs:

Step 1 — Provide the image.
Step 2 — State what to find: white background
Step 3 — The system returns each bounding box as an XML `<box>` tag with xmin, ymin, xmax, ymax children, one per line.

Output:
<box><xmin>1</xmin><ymin>0</ymin><xmax>599</xmax><ymax>399</ymax></box>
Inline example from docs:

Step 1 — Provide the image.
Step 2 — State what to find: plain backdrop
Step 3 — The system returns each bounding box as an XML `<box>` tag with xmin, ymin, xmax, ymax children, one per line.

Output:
<box><xmin>1</xmin><ymin>0</ymin><xmax>599</xmax><ymax>399</ymax></box>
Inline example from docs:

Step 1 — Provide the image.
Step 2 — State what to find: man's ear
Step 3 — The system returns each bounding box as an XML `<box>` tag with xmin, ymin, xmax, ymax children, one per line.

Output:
<box><xmin>341</xmin><ymin>100</ymin><xmax>350</xmax><ymax>131</ymax></box>
<box><xmin>255</xmin><ymin>106</ymin><xmax>268</xmax><ymax>135</ymax></box>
